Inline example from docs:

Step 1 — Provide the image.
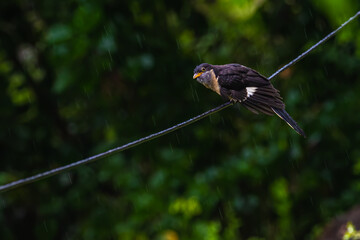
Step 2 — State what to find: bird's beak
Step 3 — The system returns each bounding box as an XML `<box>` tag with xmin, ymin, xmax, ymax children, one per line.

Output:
<box><xmin>193</xmin><ymin>72</ymin><xmax>203</xmax><ymax>79</ymax></box>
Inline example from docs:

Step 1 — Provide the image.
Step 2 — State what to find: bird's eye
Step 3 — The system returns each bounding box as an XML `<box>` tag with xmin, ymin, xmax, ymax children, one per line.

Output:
<box><xmin>201</xmin><ymin>67</ymin><xmax>206</xmax><ymax>71</ymax></box>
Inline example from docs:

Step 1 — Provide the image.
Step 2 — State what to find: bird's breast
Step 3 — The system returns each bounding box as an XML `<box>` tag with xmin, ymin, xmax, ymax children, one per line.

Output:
<box><xmin>203</xmin><ymin>69</ymin><xmax>221</xmax><ymax>95</ymax></box>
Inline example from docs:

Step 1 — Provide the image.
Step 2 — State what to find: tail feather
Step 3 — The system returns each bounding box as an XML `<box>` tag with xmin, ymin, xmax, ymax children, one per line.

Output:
<box><xmin>271</xmin><ymin>107</ymin><xmax>306</xmax><ymax>138</ymax></box>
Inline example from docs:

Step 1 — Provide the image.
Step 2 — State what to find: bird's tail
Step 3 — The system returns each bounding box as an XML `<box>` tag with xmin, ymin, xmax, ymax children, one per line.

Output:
<box><xmin>271</xmin><ymin>107</ymin><xmax>306</xmax><ymax>138</ymax></box>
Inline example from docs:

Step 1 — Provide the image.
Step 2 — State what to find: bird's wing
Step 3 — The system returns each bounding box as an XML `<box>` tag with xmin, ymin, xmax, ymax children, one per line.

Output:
<box><xmin>216</xmin><ymin>64</ymin><xmax>285</xmax><ymax>114</ymax></box>
<box><xmin>216</xmin><ymin>64</ymin><xmax>269</xmax><ymax>90</ymax></box>
<box><xmin>243</xmin><ymin>68</ymin><xmax>271</xmax><ymax>87</ymax></box>
<box><xmin>241</xmin><ymin>86</ymin><xmax>284</xmax><ymax>115</ymax></box>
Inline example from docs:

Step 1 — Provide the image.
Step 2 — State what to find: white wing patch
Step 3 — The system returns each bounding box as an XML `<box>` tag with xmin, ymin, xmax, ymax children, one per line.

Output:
<box><xmin>246</xmin><ymin>87</ymin><xmax>257</xmax><ymax>97</ymax></box>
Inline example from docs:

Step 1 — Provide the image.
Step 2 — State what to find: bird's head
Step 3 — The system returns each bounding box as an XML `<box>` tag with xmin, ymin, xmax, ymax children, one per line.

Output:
<box><xmin>193</xmin><ymin>63</ymin><xmax>214</xmax><ymax>86</ymax></box>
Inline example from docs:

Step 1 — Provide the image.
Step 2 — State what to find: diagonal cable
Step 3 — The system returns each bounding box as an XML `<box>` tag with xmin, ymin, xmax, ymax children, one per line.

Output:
<box><xmin>1</xmin><ymin>10</ymin><xmax>359</xmax><ymax>193</ymax></box>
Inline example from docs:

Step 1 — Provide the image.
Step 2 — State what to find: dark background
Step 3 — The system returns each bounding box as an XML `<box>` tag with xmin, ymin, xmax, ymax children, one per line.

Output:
<box><xmin>1</xmin><ymin>0</ymin><xmax>360</xmax><ymax>239</ymax></box>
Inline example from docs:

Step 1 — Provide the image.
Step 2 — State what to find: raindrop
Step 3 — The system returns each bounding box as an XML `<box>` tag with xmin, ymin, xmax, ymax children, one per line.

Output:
<box><xmin>175</xmin><ymin>133</ymin><xmax>180</xmax><ymax>144</ymax></box>
<box><xmin>304</xmin><ymin>27</ymin><xmax>308</xmax><ymax>39</ymax></box>
<box><xmin>309</xmin><ymin>196</ymin><xmax>314</xmax><ymax>206</ymax></box>
<box><xmin>169</xmin><ymin>143</ymin><xmax>173</xmax><ymax>152</ymax></box>
<box><xmin>216</xmin><ymin>186</ymin><xmax>222</xmax><ymax>197</ymax></box>
<box><xmin>190</xmin><ymin>84</ymin><xmax>197</xmax><ymax>102</ymax></box>
<box><xmin>345</xmin><ymin>150</ymin><xmax>350</xmax><ymax>165</ymax></box>
<box><xmin>136</xmin><ymin>34</ymin><xmax>143</xmax><ymax>48</ymax></box>
<box><xmin>252</xmin><ymin>138</ymin><xmax>259</xmax><ymax>152</ymax></box>
<box><xmin>43</xmin><ymin>221</ymin><xmax>48</xmax><ymax>232</ymax></box>
<box><xmin>103</xmin><ymin>25</ymin><xmax>110</xmax><ymax>36</ymax></box>
<box><xmin>268</xmin><ymin>129</ymin><xmax>273</xmax><ymax>138</ymax></box>
<box><xmin>298</xmin><ymin>84</ymin><xmax>304</xmax><ymax>96</ymax></box>
<box><xmin>67</xmin><ymin>173</ymin><xmax>72</xmax><ymax>184</ymax></box>
<box><xmin>323</xmin><ymin>159</ymin><xmax>328</xmax><ymax>169</ymax></box>
<box><xmin>264</xmin><ymin>167</ymin><xmax>269</xmax><ymax>176</ymax></box>
<box><xmin>218</xmin><ymin>207</ymin><xmax>224</xmax><ymax>219</ymax></box>
<box><xmin>108</xmin><ymin>49</ymin><xmax>113</xmax><ymax>62</ymax></box>
<box><xmin>197</xmin><ymin>53</ymin><xmax>202</xmax><ymax>62</ymax></box>
<box><xmin>323</xmin><ymin>65</ymin><xmax>328</xmax><ymax>76</ymax></box>
<box><xmin>194</xmin><ymin>89</ymin><xmax>200</xmax><ymax>102</ymax></box>
<box><xmin>188</xmin><ymin>153</ymin><xmax>193</xmax><ymax>164</ymax></box>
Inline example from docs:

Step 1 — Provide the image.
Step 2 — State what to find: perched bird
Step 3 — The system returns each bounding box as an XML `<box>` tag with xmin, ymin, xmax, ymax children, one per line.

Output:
<box><xmin>193</xmin><ymin>63</ymin><xmax>306</xmax><ymax>137</ymax></box>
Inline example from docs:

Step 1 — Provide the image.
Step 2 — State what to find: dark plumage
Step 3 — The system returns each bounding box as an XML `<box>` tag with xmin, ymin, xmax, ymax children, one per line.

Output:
<box><xmin>193</xmin><ymin>63</ymin><xmax>306</xmax><ymax>137</ymax></box>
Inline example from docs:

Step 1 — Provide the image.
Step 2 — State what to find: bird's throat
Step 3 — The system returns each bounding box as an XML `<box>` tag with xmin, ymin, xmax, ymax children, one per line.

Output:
<box><xmin>202</xmin><ymin>69</ymin><xmax>221</xmax><ymax>95</ymax></box>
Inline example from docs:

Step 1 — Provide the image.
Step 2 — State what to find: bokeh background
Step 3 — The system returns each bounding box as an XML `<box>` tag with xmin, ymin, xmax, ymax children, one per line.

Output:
<box><xmin>1</xmin><ymin>0</ymin><xmax>360</xmax><ymax>239</ymax></box>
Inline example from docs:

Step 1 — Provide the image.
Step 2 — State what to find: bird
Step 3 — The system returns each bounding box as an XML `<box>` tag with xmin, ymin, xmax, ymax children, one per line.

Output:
<box><xmin>193</xmin><ymin>63</ymin><xmax>306</xmax><ymax>137</ymax></box>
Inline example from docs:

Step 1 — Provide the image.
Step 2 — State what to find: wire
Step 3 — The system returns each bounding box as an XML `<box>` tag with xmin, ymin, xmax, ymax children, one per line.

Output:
<box><xmin>269</xmin><ymin>10</ymin><xmax>360</xmax><ymax>79</ymax></box>
<box><xmin>1</xmin><ymin>10</ymin><xmax>359</xmax><ymax>193</ymax></box>
<box><xmin>0</xmin><ymin>101</ymin><xmax>233</xmax><ymax>193</ymax></box>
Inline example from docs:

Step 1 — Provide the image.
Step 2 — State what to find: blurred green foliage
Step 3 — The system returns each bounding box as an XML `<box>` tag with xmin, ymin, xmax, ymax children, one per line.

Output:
<box><xmin>343</xmin><ymin>222</ymin><xmax>360</xmax><ymax>240</ymax></box>
<box><xmin>1</xmin><ymin>0</ymin><xmax>360</xmax><ymax>239</ymax></box>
